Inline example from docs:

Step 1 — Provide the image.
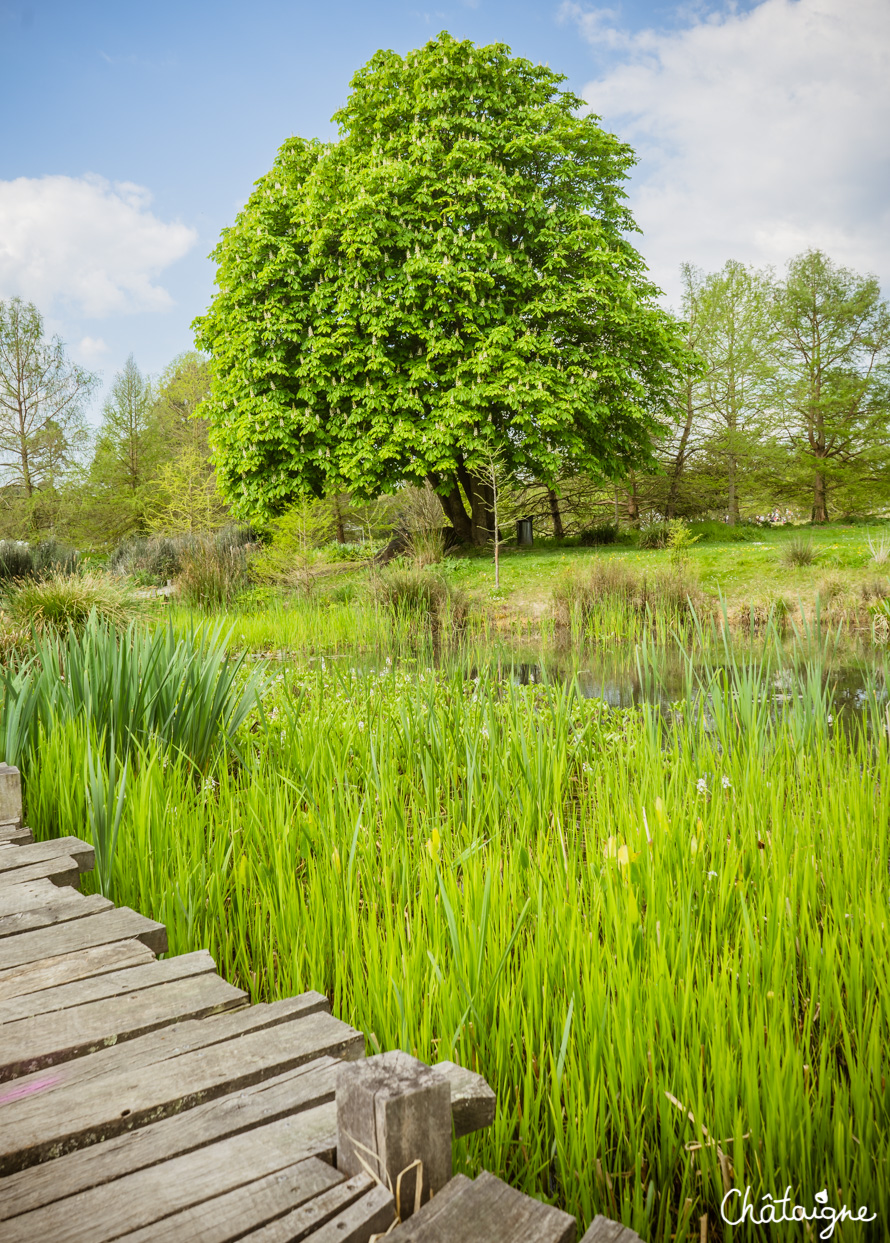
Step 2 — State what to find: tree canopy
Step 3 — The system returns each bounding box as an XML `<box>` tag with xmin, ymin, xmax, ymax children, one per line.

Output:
<box><xmin>194</xmin><ymin>32</ymin><xmax>689</xmax><ymax>542</ymax></box>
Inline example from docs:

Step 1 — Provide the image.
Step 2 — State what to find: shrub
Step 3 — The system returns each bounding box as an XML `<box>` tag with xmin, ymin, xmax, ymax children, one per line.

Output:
<box><xmin>31</xmin><ymin>539</ymin><xmax>78</xmax><ymax>578</ymax></box>
<box><xmin>3</xmin><ymin>571</ymin><xmax>137</xmax><ymax>633</ymax></box>
<box><xmin>177</xmin><ymin>539</ymin><xmax>249</xmax><ymax>610</ymax></box>
<box><xmin>578</xmin><ymin>524</ymin><xmax>617</xmax><ymax>546</ymax></box>
<box><xmin>0</xmin><ymin>538</ymin><xmax>78</xmax><ymax>581</ymax></box>
<box><xmin>781</xmin><ymin>535</ymin><xmax>816</xmax><ymax>567</ymax></box>
<box><xmin>687</xmin><ymin>520</ymin><xmax>759</xmax><ymax>543</ymax></box>
<box><xmin>371</xmin><ymin>566</ymin><xmax>467</xmax><ymax>628</ymax></box>
<box><xmin>0</xmin><ymin>541</ymin><xmax>34</xmax><ymax>581</ymax></box>
<box><xmin>637</xmin><ymin>522</ymin><xmax>669</xmax><ymax>550</ymax></box>
<box><xmin>110</xmin><ymin>534</ymin><xmax>187</xmax><ymax>583</ymax></box>
<box><xmin>552</xmin><ymin>557</ymin><xmax>709</xmax><ymax>629</ymax></box>
<box><xmin>318</xmin><ymin>540</ymin><xmax>383</xmax><ymax>563</ymax></box>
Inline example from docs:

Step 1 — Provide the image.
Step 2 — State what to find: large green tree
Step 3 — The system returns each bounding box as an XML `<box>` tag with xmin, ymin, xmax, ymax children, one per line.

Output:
<box><xmin>195</xmin><ymin>32</ymin><xmax>689</xmax><ymax>543</ymax></box>
<box><xmin>769</xmin><ymin>250</ymin><xmax>890</xmax><ymax>522</ymax></box>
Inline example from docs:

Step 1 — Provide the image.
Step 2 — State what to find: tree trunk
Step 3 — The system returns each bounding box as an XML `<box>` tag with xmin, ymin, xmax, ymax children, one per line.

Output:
<box><xmin>333</xmin><ymin>493</ymin><xmax>347</xmax><ymax>543</ymax></box>
<box><xmin>666</xmin><ymin>384</ymin><xmax>695</xmax><ymax>518</ymax></box>
<box><xmin>428</xmin><ymin>472</ymin><xmax>474</xmax><ymax>544</ymax></box>
<box><xmin>811</xmin><ymin>470</ymin><xmax>829</xmax><ymax>523</ymax></box>
<box><xmin>547</xmin><ymin>489</ymin><xmax>564</xmax><ymax>538</ymax></box>
<box><xmin>455</xmin><ymin>461</ymin><xmax>494</xmax><ymax>546</ymax></box>
<box><xmin>625</xmin><ymin>473</ymin><xmax>639</xmax><ymax>523</ymax></box>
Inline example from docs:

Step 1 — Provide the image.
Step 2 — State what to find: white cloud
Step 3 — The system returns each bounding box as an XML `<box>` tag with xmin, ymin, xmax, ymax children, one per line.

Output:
<box><xmin>567</xmin><ymin>0</ymin><xmax>890</xmax><ymax>304</ymax></box>
<box><xmin>74</xmin><ymin>336</ymin><xmax>110</xmax><ymax>363</ymax></box>
<box><xmin>0</xmin><ymin>174</ymin><xmax>197</xmax><ymax>317</ymax></box>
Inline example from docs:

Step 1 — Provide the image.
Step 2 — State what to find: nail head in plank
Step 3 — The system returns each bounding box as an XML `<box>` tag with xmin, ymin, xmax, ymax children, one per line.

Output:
<box><xmin>0</xmin><ymin>938</ymin><xmax>156</xmax><ymax>1001</ymax></box>
<box><xmin>433</xmin><ymin>1060</ymin><xmax>496</xmax><ymax>1138</ymax></box>
<box><xmin>0</xmin><ymin>1057</ymin><xmax>341</xmax><ymax>1221</ymax></box>
<box><xmin>0</xmin><ymin>906</ymin><xmax>167</xmax><ymax>971</ymax></box>
<box><xmin>0</xmin><ymin>1003</ymin><xmax>361</xmax><ymax>1174</ymax></box>
<box><xmin>1</xmin><ymin>949</ymin><xmax>219</xmax><ymax>1023</ymax></box>
<box><xmin>385</xmin><ymin>1169</ymin><xmax>577</xmax><ymax>1242</ymax></box>
<box><xmin>0</xmin><ymin>837</ymin><xmax>94</xmax><ymax>877</ymax></box>
<box><xmin>0</xmin><ymin>891</ymin><xmax>112</xmax><ymax>939</ymax></box>
<box><xmin>0</xmin><ymin>1108</ymin><xmax>341</xmax><ymax>1243</ymax></box>
<box><xmin>0</xmin><ymin>970</ymin><xmax>247</xmax><ymax>1080</ymax></box>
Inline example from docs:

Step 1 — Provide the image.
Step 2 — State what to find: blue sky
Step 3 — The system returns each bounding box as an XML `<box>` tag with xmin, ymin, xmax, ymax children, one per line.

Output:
<box><xmin>1</xmin><ymin>0</ymin><xmax>887</xmax><ymax>416</ymax></box>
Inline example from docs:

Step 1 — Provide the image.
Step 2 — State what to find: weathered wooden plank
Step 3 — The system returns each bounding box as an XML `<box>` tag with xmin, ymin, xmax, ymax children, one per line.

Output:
<box><xmin>0</xmin><ymin>1110</ymin><xmax>341</xmax><ymax>1243</ymax></box>
<box><xmin>0</xmin><ymin>836</ymin><xmax>94</xmax><ymax>878</ymax></box>
<box><xmin>1</xmin><ymin>949</ymin><xmax>219</xmax><ymax>1023</ymax></box>
<box><xmin>0</xmin><ymin>906</ymin><xmax>167</xmax><ymax>970</ymax></box>
<box><xmin>0</xmin><ymin>878</ymin><xmax>88</xmax><ymax>918</ymax></box>
<box><xmin>0</xmin><ymin>890</ymin><xmax>112</xmax><ymax>939</ymax></box>
<box><xmin>0</xmin><ymin>825</ymin><xmax>31</xmax><ymax>846</ymax></box>
<box><xmin>434</xmin><ymin>1060</ymin><xmax>496</xmax><ymax>1138</ymax></box>
<box><xmin>0</xmin><ymin>764</ymin><xmax>22</xmax><ymax>825</ymax></box>
<box><xmin>385</xmin><ymin>1170</ymin><xmax>577</xmax><ymax>1242</ymax></box>
<box><xmin>0</xmin><ymin>998</ymin><xmax>360</xmax><ymax>1174</ymax></box>
<box><xmin>231</xmin><ymin>1173</ymin><xmax>381</xmax><ymax>1243</ymax></box>
<box><xmin>0</xmin><ymin>970</ymin><xmax>247</xmax><ymax>1080</ymax></box>
<box><xmin>116</xmin><ymin>1156</ymin><xmax>345</xmax><ymax>1243</ymax></box>
<box><xmin>0</xmin><ymin>853</ymin><xmax>82</xmax><ymax>888</ymax></box>
<box><xmin>0</xmin><ymin>938</ymin><xmax>155</xmax><ymax>1001</ymax></box>
<box><xmin>0</xmin><ymin>1057</ymin><xmax>341</xmax><ymax>1221</ymax></box>
<box><xmin>297</xmin><ymin>1183</ymin><xmax>396</xmax><ymax>1243</ymax></box>
<box><xmin>579</xmin><ymin>1217</ymin><xmax>642</xmax><ymax>1242</ymax></box>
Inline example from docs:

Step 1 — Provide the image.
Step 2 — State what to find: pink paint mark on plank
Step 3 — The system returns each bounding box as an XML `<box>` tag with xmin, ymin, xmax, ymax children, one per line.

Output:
<box><xmin>0</xmin><ymin>1075</ymin><xmax>62</xmax><ymax>1104</ymax></box>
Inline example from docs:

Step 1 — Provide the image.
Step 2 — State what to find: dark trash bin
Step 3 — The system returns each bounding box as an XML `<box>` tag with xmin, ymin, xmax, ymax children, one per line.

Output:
<box><xmin>516</xmin><ymin>518</ymin><xmax>533</xmax><ymax>547</ymax></box>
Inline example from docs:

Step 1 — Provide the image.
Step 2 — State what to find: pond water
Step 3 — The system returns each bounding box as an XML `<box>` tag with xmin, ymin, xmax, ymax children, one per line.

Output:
<box><xmin>307</xmin><ymin>637</ymin><xmax>890</xmax><ymax>723</ymax></box>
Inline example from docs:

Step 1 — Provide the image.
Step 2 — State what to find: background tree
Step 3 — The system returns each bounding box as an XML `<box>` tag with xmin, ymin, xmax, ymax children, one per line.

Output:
<box><xmin>0</xmin><ymin>297</ymin><xmax>95</xmax><ymax>533</ymax></box>
<box><xmin>88</xmin><ymin>356</ymin><xmax>162</xmax><ymax>538</ymax></box>
<box><xmin>769</xmin><ymin>250</ymin><xmax>890</xmax><ymax>522</ymax></box>
<box><xmin>194</xmin><ymin>32</ymin><xmax>689</xmax><ymax>544</ymax></box>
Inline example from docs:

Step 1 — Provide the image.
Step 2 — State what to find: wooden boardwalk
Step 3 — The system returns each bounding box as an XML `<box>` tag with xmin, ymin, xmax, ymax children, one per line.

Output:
<box><xmin>0</xmin><ymin>790</ymin><xmax>639</xmax><ymax>1243</ymax></box>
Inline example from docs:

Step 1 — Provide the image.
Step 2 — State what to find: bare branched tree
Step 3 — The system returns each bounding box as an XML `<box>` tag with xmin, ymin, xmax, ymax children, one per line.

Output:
<box><xmin>0</xmin><ymin>298</ymin><xmax>96</xmax><ymax>501</ymax></box>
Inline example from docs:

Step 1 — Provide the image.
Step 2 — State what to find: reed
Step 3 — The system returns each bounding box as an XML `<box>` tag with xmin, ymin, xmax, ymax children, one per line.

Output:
<box><xmin>16</xmin><ymin>625</ymin><xmax>890</xmax><ymax>1239</ymax></box>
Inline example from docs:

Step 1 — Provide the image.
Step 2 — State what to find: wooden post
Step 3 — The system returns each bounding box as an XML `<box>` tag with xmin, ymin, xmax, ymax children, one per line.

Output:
<box><xmin>337</xmin><ymin>1051</ymin><xmax>452</xmax><ymax>1218</ymax></box>
<box><xmin>0</xmin><ymin>764</ymin><xmax>22</xmax><ymax>826</ymax></box>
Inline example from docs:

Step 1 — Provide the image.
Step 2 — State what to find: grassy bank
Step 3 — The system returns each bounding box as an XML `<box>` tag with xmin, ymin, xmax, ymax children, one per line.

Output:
<box><xmin>13</xmin><ymin>620</ymin><xmax>890</xmax><ymax>1240</ymax></box>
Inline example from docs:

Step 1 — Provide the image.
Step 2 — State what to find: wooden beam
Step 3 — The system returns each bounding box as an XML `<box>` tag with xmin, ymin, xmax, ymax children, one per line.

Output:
<box><xmin>0</xmin><ymin>939</ymin><xmax>156</xmax><ymax>1002</ymax></box>
<box><xmin>0</xmin><ymin>892</ymin><xmax>112</xmax><ymax>939</ymax></box>
<box><xmin>0</xmin><ymin>837</ymin><xmax>94</xmax><ymax>880</ymax></box>
<box><xmin>0</xmin><ymin>998</ymin><xmax>361</xmax><ymax>1175</ymax></box>
<box><xmin>433</xmin><ymin>1060</ymin><xmax>496</xmax><ymax>1138</ymax></box>
<box><xmin>385</xmin><ymin>1170</ymin><xmax>577</xmax><ymax>1242</ymax></box>
<box><xmin>0</xmin><ymin>970</ymin><xmax>247</xmax><ymax>1080</ymax></box>
<box><xmin>0</xmin><ymin>907</ymin><xmax>167</xmax><ymax>970</ymax></box>
<box><xmin>0</xmin><ymin>1057</ymin><xmax>342</xmax><ymax>1222</ymax></box>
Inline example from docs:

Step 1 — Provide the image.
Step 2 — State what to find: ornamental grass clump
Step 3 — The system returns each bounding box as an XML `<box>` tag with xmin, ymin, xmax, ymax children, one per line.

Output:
<box><xmin>3</xmin><ymin>571</ymin><xmax>136</xmax><ymax>634</ymax></box>
<box><xmin>552</xmin><ymin>557</ymin><xmax>709</xmax><ymax>640</ymax></box>
<box><xmin>371</xmin><ymin>566</ymin><xmax>468</xmax><ymax>631</ymax></box>
<box><xmin>781</xmin><ymin>533</ymin><xmax>816</xmax><ymax>567</ymax></box>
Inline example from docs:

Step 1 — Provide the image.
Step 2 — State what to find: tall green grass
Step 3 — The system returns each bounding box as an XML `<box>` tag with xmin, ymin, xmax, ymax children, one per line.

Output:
<box><xmin>18</xmin><ymin>633</ymin><xmax>890</xmax><ymax>1240</ymax></box>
